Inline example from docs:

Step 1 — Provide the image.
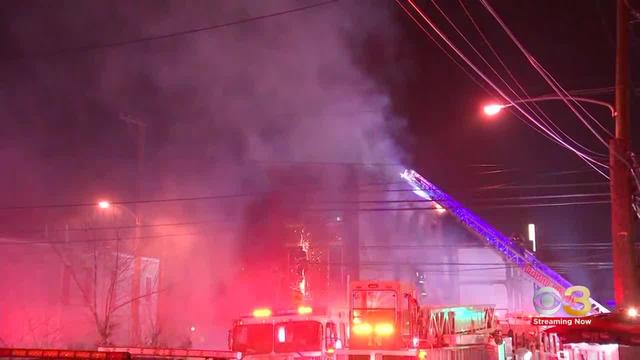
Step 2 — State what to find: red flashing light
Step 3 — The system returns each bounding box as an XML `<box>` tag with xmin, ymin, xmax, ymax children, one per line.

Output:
<box><xmin>298</xmin><ymin>305</ymin><xmax>313</xmax><ymax>315</ymax></box>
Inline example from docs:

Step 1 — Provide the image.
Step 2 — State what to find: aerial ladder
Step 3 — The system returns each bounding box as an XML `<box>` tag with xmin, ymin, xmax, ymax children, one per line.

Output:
<box><xmin>401</xmin><ymin>169</ymin><xmax>609</xmax><ymax>315</ymax></box>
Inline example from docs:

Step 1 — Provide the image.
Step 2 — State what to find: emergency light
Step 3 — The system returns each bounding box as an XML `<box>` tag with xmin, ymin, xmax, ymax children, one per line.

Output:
<box><xmin>252</xmin><ymin>308</ymin><xmax>272</xmax><ymax>318</ymax></box>
<box><xmin>373</xmin><ymin>323</ymin><xmax>394</xmax><ymax>336</ymax></box>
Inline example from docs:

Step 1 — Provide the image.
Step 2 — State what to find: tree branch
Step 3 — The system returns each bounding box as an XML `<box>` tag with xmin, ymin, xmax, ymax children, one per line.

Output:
<box><xmin>111</xmin><ymin>287</ymin><xmax>168</xmax><ymax>314</ymax></box>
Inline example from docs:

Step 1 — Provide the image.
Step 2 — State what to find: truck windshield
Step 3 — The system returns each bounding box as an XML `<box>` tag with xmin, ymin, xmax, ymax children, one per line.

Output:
<box><xmin>232</xmin><ymin>324</ymin><xmax>273</xmax><ymax>354</ymax></box>
<box><xmin>353</xmin><ymin>290</ymin><xmax>396</xmax><ymax>309</ymax></box>
<box><xmin>352</xmin><ymin>290</ymin><xmax>396</xmax><ymax>323</ymax></box>
<box><xmin>274</xmin><ymin>321</ymin><xmax>323</xmax><ymax>353</ymax></box>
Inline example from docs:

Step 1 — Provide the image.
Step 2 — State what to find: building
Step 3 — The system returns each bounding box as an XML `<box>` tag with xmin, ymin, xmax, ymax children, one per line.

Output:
<box><xmin>0</xmin><ymin>236</ymin><xmax>159</xmax><ymax>348</ymax></box>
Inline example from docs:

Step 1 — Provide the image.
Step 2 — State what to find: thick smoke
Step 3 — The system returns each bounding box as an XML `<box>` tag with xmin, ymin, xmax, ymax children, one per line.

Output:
<box><xmin>0</xmin><ymin>0</ymin><xmax>409</xmax><ymax>349</ymax></box>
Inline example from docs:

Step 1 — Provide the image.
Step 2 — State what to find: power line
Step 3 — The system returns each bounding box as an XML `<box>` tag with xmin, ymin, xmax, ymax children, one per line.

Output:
<box><xmin>455</xmin><ymin>0</ymin><xmax>612</xmax><ymax>155</ymax></box>
<box><xmin>0</xmin><ymin>232</ymin><xmax>205</xmax><ymax>246</ymax></box>
<box><xmin>4</xmin><ymin>0</ymin><xmax>337</xmax><ymax>61</ymax></box>
<box><xmin>482</xmin><ymin>200</ymin><xmax>610</xmax><ymax>209</ymax></box>
<box><xmin>474</xmin><ymin>182</ymin><xmax>609</xmax><ymax>191</ymax></box>
<box><xmin>474</xmin><ymin>193</ymin><xmax>610</xmax><ymax>202</ymax></box>
<box><xmin>0</xmin><ymin>192</ymin><xmax>266</xmax><ymax>211</ymax></box>
<box><xmin>400</xmin><ymin>0</ymin><xmax>610</xmax><ymax>178</ymax></box>
<box><xmin>0</xmin><ymin>180</ymin><xmax>410</xmax><ymax>211</ymax></box>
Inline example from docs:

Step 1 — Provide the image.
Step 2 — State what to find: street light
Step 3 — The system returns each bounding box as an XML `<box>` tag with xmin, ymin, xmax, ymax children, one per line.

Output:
<box><xmin>96</xmin><ymin>200</ymin><xmax>140</xmax><ymax>224</ymax></box>
<box><xmin>96</xmin><ymin>199</ymin><xmax>142</xmax><ymax>345</ymax></box>
<box><xmin>483</xmin><ymin>96</ymin><xmax>616</xmax><ymax>118</ymax></box>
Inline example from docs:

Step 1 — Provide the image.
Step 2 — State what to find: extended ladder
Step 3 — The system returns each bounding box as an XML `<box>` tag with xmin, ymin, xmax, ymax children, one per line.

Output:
<box><xmin>401</xmin><ymin>169</ymin><xmax>609</xmax><ymax>314</ymax></box>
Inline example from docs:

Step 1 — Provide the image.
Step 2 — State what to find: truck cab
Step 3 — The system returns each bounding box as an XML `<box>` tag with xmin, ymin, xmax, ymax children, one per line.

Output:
<box><xmin>229</xmin><ymin>306</ymin><xmax>348</xmax><ymax>360</ymax></box>
<box><xmin>348</xmin><ymin>280</ymin><xmax>420</xmax><ymax>350</ymax></box>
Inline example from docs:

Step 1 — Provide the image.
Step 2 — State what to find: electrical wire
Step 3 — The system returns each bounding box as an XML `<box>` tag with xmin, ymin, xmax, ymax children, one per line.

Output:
<box><xmin>393</xmin><ymin>0</ymin><xmax>495</xmax><ymax>95</ymax></box>
<box><xmin>473</xmin><ymin>193</ymin><xmax>610</xmax><ymax>202</ymax></box>
<box><xmin>395</xmin><ymin>0</ymin><xmax>595</xmax><ymax>156</ymax></box>
<box><xmin>0</xmin><ymin>232</ymin><xmax>205</xmax><ymax>246</ymax></box>
<box><xmin>400</xmin><ymin>0</ymin><xmax>610</xmax><ymax>178</ymax></box>
<box><xmin>455</xmin><ymin>0</ymin><xmax>611</xmax><ymax>156</ymax></box>
<box><xmin>435</xmin><ymin>0</ymin><xmax>608</xmax><ymax>159</ymax></box>
<box><xmin>479</xmin><ymin>0</ymin><xmax>640</xmax><ymax>191</ymax></box>
<box><xmin>481</xmin><ymin>200</ymin><xmax>610</xmax><ymax>209</ymax></box>
<box><xmin>478</xmin><ymin>0</ymin><xmax>614</xmax><ymax>147</ymax></box>
<box><xmin>474</xmin><ymin>182</ymin><xmax>609</xmax><ymax>191</ymax></box>
<box><xmin>3</xmin><ymin>0</ymin><xmax>338</xmax><ymax>61</ymax></box>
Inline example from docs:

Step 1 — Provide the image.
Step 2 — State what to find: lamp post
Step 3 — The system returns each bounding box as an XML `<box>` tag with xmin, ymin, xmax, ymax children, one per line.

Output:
<box><xmin>97</xmin><ymin>200</ymin><xmax>142</xmax><ymax>345</ymax></box>
<box><xmin>483</xmin><ymin>96</ymin><xmax>616</xmax><ymax>118</ymax></box>
<box><xmin>482</xmin><ymin>86</ymin><xmax>638</xmax><ymax>309</ymax></box>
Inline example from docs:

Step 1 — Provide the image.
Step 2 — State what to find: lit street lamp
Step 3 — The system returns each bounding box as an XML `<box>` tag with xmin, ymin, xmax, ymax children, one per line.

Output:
<box><xmin>481</xmin><ymin>90</ymin><xmax>640</xmax><ymax>308</ymax></box>
<box><xmin>97</xmin><ymin>200</ymin><xmax>140</xmax><ymax>225</ymax></box>
<box><xmin>97</xmin><ymin>199</ymin><xmax>142</xmax><ymax>345</ymax></box>
<box><xmin>483</xmin><ymin>96</ymin><xmax>616</xmax><ymax>118</ymax></box>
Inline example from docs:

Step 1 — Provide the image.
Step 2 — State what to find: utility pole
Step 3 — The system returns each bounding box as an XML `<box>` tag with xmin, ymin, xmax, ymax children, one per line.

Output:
<box><xmin>611</xmin><ymin>0</ymin><xmax>638</xmax><ymax>308</ymax></box>
<box><xmin>345</xmin><ymin>164</ymin><xmax>360</xmax><ymax>282</ymax></box>
<box><xmin>121</xmin><ymin>114</ymin><xmax>146</xmax><ymax>345</ymax></box>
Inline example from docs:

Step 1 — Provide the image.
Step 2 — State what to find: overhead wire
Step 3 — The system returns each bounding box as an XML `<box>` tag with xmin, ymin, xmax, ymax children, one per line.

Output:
<box><xmin>0</xmin><ymin>232</ymin><xmax>205</xmax><ymax>246</ymax></box>
<box><xmin>474</xmin><ymin>182</ymin><xmax>609</xmax><ymax>191</ymax></box>
<box><xmin>3</xmin><ymin>0</ymin><xmax>338</xmax><ymax>61</ymax></box>
<box><xmin>455</xmin><ymin>0</ymin><xmax>611</xmax><ymax>157</ymax></box>
<box><xmin>400</xmin><ymin>0</ymin><xmax>610</xmax><ymax>178</ymax></box>
<box><xmin>431</xmin><ymin>0</ymin><xmax>611</xmax><ymax>161</ymax></box>
<box><xmin>393</xmin><ymin>0</ymin><xmax>495</xmax><ymax>94</ymax></box>
<box><xmin>478</xmin><ymin>0</ymin><xmax>640</xmax><ymax>190</ymax></box>
<box><xmin>396</xmin><ymin>0</ymin><xmax>595</xmax><ymax>156</ymax></box>
<box><xmin>477</xmin><ymin>0</ymin><xmax>614</xmax><ymax>147</ymax></box>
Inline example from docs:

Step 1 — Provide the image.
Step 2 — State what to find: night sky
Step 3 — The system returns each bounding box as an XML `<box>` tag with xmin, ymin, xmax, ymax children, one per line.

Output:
<box><xmin>1</xmin><ymin>0</ymin><xmax>639</xmax><ymax>304</ymax></box>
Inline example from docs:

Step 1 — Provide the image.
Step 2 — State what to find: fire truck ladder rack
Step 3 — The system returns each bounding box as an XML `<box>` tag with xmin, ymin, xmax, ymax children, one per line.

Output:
<box><xmin>98</xmin><ymin>347</ymin><xmax>241</xmax><ymax>360</ymax></box>
<box><xmin>401</xmin><ymin>169</ymin><xmax>609</xmax><ymax>315</ymax></box>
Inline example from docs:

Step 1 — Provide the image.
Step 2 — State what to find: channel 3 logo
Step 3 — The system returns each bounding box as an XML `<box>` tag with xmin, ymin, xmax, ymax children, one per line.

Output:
<box><xmin>533</xmin><ymin>286</ymin><xmax>592</xmax><ymax>317</ymax></box>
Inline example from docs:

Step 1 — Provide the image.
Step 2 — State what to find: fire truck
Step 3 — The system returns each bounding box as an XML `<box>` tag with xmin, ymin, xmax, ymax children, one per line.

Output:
<box><xmin>335</xmin><ymin>279</ymin><xmax>499</xmax><ymax>360</ymax></box>
<box><xmin>228</xmin><ymin>305</ymin><xmax>349</xmax><ymax>360</ymax></box>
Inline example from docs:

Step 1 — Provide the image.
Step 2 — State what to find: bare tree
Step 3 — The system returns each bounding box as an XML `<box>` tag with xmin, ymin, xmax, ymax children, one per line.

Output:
<box><xmin>51</xmin><ymin>234</ymin><xmax>163</xmax><ymax>346</ymax></box>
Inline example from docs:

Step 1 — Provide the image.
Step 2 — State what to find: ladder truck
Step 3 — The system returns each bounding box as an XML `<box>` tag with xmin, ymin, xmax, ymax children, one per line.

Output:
<box><xmin>337</xmin><ymin>279</ymin><xmax>500</xmax><ymax>360</ymax></box>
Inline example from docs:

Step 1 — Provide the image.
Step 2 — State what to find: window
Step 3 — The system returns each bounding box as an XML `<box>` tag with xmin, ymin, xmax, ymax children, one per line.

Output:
<box><xmin>352</xmin><ymin>290</ymin><xmax>397</xmax><ymax>309</ymax></box>
<box><xmin>232</xmin><ymin>324</ymin><xmax>273</xmax><ymax>354</ymax></box>
<box><xmin>145</xmin><ymin>276</ymin><xmax>153</xmax><ymax>303</ymax></box>
<box><xmin>274</xmin><ymin>321</ymin><xmax>323</xmax><ymax>353</ymax></box>
<box><xmin>326</xmin><ymin>322</ymin><xmax>337</xmax><ymax>348</ymax></box>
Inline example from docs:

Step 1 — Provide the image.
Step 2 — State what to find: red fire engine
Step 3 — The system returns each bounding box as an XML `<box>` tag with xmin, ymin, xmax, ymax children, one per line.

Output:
<box><xmin>228</xmin><ymin>305</ymin><xmax>348</xmax><ymax>360</ymax></box>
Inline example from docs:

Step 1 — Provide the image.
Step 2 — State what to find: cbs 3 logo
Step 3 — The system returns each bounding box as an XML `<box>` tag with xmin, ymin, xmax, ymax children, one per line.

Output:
<box><xmin>533</xmin><ymin>286</ymin><xmax>592</xmax><ymax>317</ymax></box>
